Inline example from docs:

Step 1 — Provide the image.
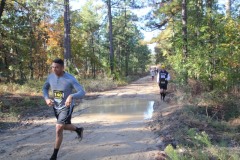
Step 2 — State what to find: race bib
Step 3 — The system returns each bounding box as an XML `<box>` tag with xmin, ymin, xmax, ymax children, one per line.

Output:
<box><xmin>53</xmin><ymin>90</ymin><xmax>64</xmax><ymax>100</ymax></box>
<box><xmin>160</xmin><ymin>81</ymin><xmax>166</xmax><ymax>84</ymax></box>
<box><xmin>160</xmin><ymin>75</ymin><xmax>166</xmax><ymax>78</ymax></box>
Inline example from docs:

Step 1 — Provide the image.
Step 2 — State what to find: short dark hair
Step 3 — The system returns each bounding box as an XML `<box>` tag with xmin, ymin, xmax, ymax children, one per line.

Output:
<box><xmin>53</xmin><ymin>58</ymin><xmax>64</xmax><ymax>66</ymax></box>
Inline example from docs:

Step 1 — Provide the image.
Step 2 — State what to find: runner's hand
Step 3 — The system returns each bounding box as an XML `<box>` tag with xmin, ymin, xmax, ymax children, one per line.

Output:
<box><xmin>65</xmin><ymin>95</ymin><xmax>72</xmax><ymax>107</ymax></box>
<box><xmin>45</xmin><ymin>99</ymin><xmax>54</xmax><ymax>107</ymax></box>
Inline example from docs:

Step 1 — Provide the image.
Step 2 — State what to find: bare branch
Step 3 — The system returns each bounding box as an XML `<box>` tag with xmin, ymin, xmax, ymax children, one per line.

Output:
<box><xmin>153</xmin><ymin>18</ymin><xmax>169</xmax><ymax>29</ymax></box>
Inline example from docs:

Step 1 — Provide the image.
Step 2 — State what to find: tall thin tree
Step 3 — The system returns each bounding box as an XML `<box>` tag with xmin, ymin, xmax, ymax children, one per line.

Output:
<box><xmin>64</xmin><ymin>0</ymin><xmax>71</xmax><ymax>67</ymax></box>
<box><xmin>0</xmin><ymin>0</ymin><xmax>6</xmax><ymax>21</ymax></box>
<box><xmin>182</xmin><ymin>0</ymin><xmax>188</xmax><ymax>84</ymax></box>
<box><xmin>207</xmin><ymin>0</ymin><xmax>215</xmax><ymax>90</ymax></box>
<box><xmin>226</xmin><ymin>0</ymin><xmax>231</xmax><ymax>17</ymax></box>
<box><xmin>107</xmin><ymin>0</ymin><xmax>114</xmax><ymax>74</ymax></box>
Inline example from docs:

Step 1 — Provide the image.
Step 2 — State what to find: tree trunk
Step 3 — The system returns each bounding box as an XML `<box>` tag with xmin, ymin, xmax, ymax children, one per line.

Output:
<box><xmin>29</xmin><ymin>31</ymin><xmax>34</xmax><ymax>80</ymax></box>
<box><xmin>207</xmin><ymin>0</ymin><xmax>214</xmax><ymax>90</ymax></box>
<box><xmin>107</xmin><ymin>0</ymin><xmax>114</xmax><ymax>74</ymax></box>
<box><xmin>124</xmin><ymin>1</ymin><xmax>128</xmax><ymax>77</ymax></box>
<box><xmin>125</xmin><ymin>48</ymin><xmax>129</xmax><ymax>76</ymax></box>
<box><xmin>91</xmin><ymin>33</ymin><xmax>96</xmax><ymax>78</ymax></box>
<box><xmin>226</xmin><ymin>0</ymin><xmax>231</xmax><ymax>17</ymax></box>
<box><xmin>182</xmin><ymin>0</ymin><xmax>188</xmax><ymax>84</ymax></box>
<box><xmin>182</xmin><ymin>0</ymin><xmax>187</xmax><ymax>59</ymax></box>
<box><xmin>64</xmin><ymin>0</ymin><xmax>71</xmax><ymax>68</ymax></box>
<box><xmin>28</xmin><ymin>11</ymin><xmax>35</xmax><ymax>80</ymax></box>
<box><xmin>196</xmin><ymin>0</ymin><xmax>203</xmax><ymax>38</ymax></box>
<box><xmin>0</xmin><ymin>0</ymin><xmax>6</xmax><ymax>21</ymax></box>
<box><xmin>84</xmin><ymin>57</ymin><xmax>88</xmax><ymax>79</ymax></box>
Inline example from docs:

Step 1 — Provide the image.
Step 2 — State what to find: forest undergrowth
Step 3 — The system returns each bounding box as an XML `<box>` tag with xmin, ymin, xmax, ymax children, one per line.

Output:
<box><xmin>152</xmin><ymin>80</ymin><xmax>240</xmax><ymax>160</ymax></box>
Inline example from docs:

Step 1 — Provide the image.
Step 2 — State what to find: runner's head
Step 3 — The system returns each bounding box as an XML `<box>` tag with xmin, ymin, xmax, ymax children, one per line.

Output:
<box><xmin>161</xmin><ymin>64</ymin><xmax>166</xmax><ymax>70</ymax></box>
<box><xmin>51</xmin><ymin>58</ymin><xmax>64</xmax><ymax>76</ymax></box>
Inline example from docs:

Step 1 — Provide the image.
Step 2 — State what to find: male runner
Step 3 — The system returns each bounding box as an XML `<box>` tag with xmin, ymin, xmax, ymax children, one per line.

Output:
<box><xmin>42</xmin><ymin>58</ymin><xmax>85</xmax><ymax>160</ymax></box>
<box><xmin>157</xmin><ymin>64</ymin><xmax>170</xmax><ymax>100</ymax></box>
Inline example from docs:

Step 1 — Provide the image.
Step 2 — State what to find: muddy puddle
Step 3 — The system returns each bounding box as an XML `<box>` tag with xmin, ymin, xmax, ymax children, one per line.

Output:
<box><xmin>75</xmin><ymin>98</ymin><xmax>154</xmax><ymax>122</ymax></box>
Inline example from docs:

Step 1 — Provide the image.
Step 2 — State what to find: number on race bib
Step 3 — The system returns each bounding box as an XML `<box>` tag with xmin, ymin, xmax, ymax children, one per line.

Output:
<box><xmin>53</xmin><ymin>90</ymin><xmax>64</xmax><ymax>99</ymax></box>
<box><xmin>161</xmin><ymin>81</ymin><xmax>166</xmax><ymax>84</ymax></box>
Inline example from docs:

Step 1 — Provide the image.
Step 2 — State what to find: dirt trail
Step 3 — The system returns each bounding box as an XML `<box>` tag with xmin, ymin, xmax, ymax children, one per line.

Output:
<box><xmin>0</xmin><ymin>76</ymin><xmax>164</xmax><ymax>160</ymax></box>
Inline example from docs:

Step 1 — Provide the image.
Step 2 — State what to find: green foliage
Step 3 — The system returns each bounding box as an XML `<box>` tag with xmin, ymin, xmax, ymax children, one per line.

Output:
<box><xmin>160</xmin><ymin>94</ymin><xmax>240</xmax><ymax>160</ymax></box>
<box><xmin>151</xmin><ymin>0</ymin><xmax>240</xmax><ymax>93</ymax></box>
<box><xmin>0</xmin><ymin>0</ymin><xmax>50</xmax><ymax>81</ymax></box>
<box><xmin>0</xmin><ymin>0</ymin><xmax>151</xmax><ymax>82</ymax></box>
<box><xmin>111</xmin><ymin>8</ymin><xmax>151</xmax><ymax>76</ymax></box>
<box><xmin>164</xmin><ymin>115</ymin><xmax>240</xmax><ymax>160</ymax></box>
<box><xmin>188</xmin><ymin>129</ymin><xmax>212</xmax><ymax>147</ymax></box>
<box><xmin>209</xmin><ymin>147</ymin><xmax>240</xmax><ymax>160</ymax></box>
<box><xmin>200</xmin><ymin>90</ymin><xmax>240</xmax><ymax>121</ymax></box>
<box><xmin>164</xmin><ymin>144</ymin><xmax>180</xmax><ymax>160</ymax></box>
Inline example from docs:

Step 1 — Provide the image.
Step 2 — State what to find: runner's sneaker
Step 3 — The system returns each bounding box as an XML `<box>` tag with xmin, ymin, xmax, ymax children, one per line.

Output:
<box><xmin>76</xmin><ymin>127</ymin><xmax>84</xmax><ymax>141</ymax></box>
<box><xmin>50</xmin><ymin>156</ymin><xmax>57</xmax><ymax>160</ymax></box>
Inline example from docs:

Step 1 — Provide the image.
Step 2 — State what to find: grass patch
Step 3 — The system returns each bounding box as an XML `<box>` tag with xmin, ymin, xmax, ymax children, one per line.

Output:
<box><xmin>0</xmin><ymin>80</ymin><xmax>49</xmax><ymax>129</ymax></box>
<box><xmin>157</xmin><ymin>103</ymin><xmax>240</xmax><ymax>159</ymax></box>
<box><xmin>80</xmin><ymin>77</ymin><xmax>119</xmax><ymax>92</ymax></box>
<box><xmin>0</xmin><ymin>94</ymin><xmax>46</xmax><ymax>129</ymax></box>
<box><xmin>153</xmin><ymin>82</ymin><xmax>240</xmax><ymax>159</ymax></box>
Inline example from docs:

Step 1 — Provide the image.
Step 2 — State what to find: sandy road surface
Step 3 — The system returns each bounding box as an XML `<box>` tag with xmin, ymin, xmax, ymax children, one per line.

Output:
<box><xmin>0</xmin><ymin>76</ymin><xmax>162</xmax><ymax>160</ymax></box>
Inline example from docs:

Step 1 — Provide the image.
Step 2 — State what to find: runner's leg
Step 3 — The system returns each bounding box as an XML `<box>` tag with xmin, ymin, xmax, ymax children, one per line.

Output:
<box><xmin>62</xmin><ymin>106</ymin><xmax>84</xmax><ymax>141</ymax></box>
<box><xmin>162</xmin><ymin>83</ymin><xmax>168</xmax><ymax>100</ymax></box>
<box><xmin>64</xmin><ymin>124</ymin><xmax>77</xmax><ymax>131</ymax></box>
<box><xmin>160</xmin><ymin>88</ymin><xmax>163</xmax><ymax>100</ymax></box>
<box><xmin>50</xmin><ymin>124</ymin><xmax>64</xmax><ymax>160</ymax></box>
<box><xmin>55</xmin><ymin>124</ymin><xmax>64</xmax><ymax>149</ymax></box>
<box><xmin>50</xmin><ymin>107</ymin><xmax>70</xmax><ymax>159</ymax></box>
<box><xmin>163</xmin><ymin>90</ymin><xmax>166</xmax><ymax>100</ymax></box>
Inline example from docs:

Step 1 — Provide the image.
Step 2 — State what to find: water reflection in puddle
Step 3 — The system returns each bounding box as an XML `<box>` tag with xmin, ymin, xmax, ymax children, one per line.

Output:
<box><xmin>76</xmin><ymin>98</ymin><xmax>154</xmax><ymax>122</ymax></box>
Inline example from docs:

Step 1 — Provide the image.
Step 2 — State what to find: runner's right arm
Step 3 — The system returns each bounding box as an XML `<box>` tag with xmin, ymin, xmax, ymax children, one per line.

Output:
<box><xmin>42</xmin><ymin>76</ymin><xmax>54</xmax><ymax>106</ymax></box>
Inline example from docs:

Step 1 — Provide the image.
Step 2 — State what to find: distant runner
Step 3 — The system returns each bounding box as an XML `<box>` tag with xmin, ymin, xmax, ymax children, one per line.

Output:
<box><xmin>150</xmin><ymin>69</ymin><xmax>155</xmax><ymax>81</ymax></box>
<box><xmin>42</xmin><ymin>58</ymin><xmax>85</xmax><ymax>160</ymax></box>
<box><xmin>157</xmin><ymin>64</ymin><xmax>170</xmax><ymax>101</ymax></box>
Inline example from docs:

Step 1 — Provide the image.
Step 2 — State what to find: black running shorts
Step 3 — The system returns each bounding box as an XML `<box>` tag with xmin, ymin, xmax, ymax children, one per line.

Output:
<box><xmin>159</xmin><ymin>81</ymin><xmax>168</xmax><ymax>90</ymax></box>
<box><xmin>53</xmin><ymin>106</ymin><xmax>74</xmax><ymax>124</ymax></box>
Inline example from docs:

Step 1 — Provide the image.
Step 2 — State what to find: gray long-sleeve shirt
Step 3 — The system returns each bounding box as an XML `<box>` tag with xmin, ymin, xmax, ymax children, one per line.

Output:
<box><xmin>42</xmin><ymin>72</ymin><xmax>85</xmax><ymax>109</ymax></box>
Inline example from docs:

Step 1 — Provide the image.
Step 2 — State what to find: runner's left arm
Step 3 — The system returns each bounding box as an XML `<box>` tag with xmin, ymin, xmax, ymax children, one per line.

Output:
<box><xmin>166</xmin><ymin>74</ymin><xmax>170</xmax><ymax>81</ymax></box>
<box><xmin>71</xmin><ymin>78</ymin><xmax>86</xmax><ymax>99</ymax></box>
